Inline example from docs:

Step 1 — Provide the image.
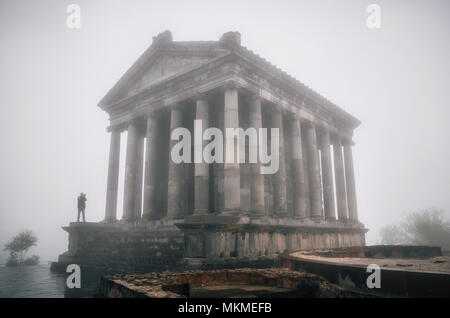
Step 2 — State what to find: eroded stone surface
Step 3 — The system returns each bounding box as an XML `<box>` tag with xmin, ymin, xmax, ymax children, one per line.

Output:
<box><xmin>99</xmin><ymin>268</ymin><xmax>365</xmax><ymax>298</ymax></box>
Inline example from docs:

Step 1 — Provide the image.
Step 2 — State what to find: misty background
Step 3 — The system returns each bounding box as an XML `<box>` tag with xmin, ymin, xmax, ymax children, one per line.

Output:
<box><xmin>0</xmin><ymin>0</ymin><xmax>449</xmax><ymax>263</ymax></box>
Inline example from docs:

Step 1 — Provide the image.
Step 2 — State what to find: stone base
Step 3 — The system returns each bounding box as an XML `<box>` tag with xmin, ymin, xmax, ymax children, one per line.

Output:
<box><xmin>52</xmin><ymin>218</ymin><xmax>367</xmax><ymax>273</ymax></box>
<box><xmin>54</xmin><ymin>221</ymin><xmax>184</xmax><ymax>273</ymax></box>
<box><xmin>178</xmin><ymin>216</ymin><xmax>367</xmax><ymax>258</ymax></box>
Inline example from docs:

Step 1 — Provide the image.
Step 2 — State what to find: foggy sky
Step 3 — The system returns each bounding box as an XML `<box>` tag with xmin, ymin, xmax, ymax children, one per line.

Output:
<box><xmin>1</xmin><ymin>0</ymin><xmax>449</xmax><ymax>263</ymax></box>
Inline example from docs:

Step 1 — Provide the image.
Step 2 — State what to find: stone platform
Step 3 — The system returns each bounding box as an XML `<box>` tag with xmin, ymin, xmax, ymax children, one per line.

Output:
<box><xmin>53</xmin><ymin>221</ymin><xmax>184</xmax><ymax>273</ymax></box>
<box><xmin>52</xmin><ymin>217</ymin><xmax>366</xmax><ymax>273</ymax></box>
<box><xmin>282</xmin><ymin>247</ymin><xmax>450</xmax><ymax>297</ymax></box>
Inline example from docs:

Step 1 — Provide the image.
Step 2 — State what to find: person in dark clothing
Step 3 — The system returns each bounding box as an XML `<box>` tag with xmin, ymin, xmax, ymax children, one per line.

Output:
<box><xmin>77</xmin><ymin>193</ymin><xmax>87</xmax><ymax>222</ymax></box>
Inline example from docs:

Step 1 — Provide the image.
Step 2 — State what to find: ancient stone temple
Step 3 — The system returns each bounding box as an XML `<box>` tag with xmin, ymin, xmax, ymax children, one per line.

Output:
<box><xmin>55</xmin><ymin>31</ymin><xmax>366</xmax><ymax>271</ymax></box>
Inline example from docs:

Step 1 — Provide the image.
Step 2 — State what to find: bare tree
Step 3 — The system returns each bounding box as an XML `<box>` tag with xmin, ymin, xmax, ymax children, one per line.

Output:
<box><xmin>3</xmin><ymin>230</ymin><xmax>38</xmax><ymax>266</ymax></box>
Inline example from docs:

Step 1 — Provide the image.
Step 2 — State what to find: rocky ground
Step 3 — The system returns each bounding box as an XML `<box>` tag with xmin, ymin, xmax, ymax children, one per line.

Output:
<box><xmin>100</xmin><ymin>268</ymin><xmax>373</xmax><ymax>298</ymax></box>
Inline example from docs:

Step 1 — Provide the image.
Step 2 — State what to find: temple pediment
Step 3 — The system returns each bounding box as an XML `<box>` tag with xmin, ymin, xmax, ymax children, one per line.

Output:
<box><xmin>124</xmin><ymin>53</ymin><xmax>214</xmax><ymax>99</ymax></box>
<box><xmin>99</xmin><ymin>31</ymin><xmax>360</xmax><ymax>131</ymax></box>
<box><xmin>99</xmin><ymin>31</ymin><xmax>226</xmax><ymax>107</ymax></box>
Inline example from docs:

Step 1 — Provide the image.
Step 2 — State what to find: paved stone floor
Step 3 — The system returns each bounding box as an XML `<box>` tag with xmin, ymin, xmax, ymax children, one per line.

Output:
<box><xmin>290</xmin><ymin>251</ymin><xmax>450</xmax><ymax>273</ymax></box>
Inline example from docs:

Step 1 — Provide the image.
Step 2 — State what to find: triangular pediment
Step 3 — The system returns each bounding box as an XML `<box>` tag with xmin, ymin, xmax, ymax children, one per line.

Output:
<box><xmin>99</xmin><ymin>40</ymin><xmax>222</xmax><ymax>107</ymax></box>
<box><xmin>126</xmin><ymin>53</ymin><xmax>214</xmax><ymax>98</ymax></box>
<box><xmin>99</xmin><ymin>31</ymin><xmax>360</xmax><ymax>129</ymax></box>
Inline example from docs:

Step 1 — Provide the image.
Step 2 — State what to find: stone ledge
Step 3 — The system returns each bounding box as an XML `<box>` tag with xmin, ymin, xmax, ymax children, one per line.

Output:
<box><xmin>282</xmin><ymin>250</ymin><xmax>450</xmax><ymax>297</ymax></box>
<box><xmin>177</xmin><ymin>221</ymin><xmax>367</xmax><ymax>234</ymax></box>
<box><xmin>64</xmin><ymin>221</ymin><xmax>185</xmax><ymax>234</ymax></box>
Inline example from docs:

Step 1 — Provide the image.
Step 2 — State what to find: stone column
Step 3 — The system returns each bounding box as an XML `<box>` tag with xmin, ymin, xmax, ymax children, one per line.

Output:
<box><xmin>320</xmin><ymin>129</ymin><xmax>336</xmax><ymax>221</ymax></box>
<box><xmin>271</xmin><ymin>107</ymin><xmax>288</xmax><ymax>216</ymax></box>
<box><xmin>104</xmin><ymin>128</ymin><xmax>121</xmax><ymax>223</ymax></box>
<box><xmin>333</xmin><ymin>136</ymin><xmax>348</xmax><ymax>221</ymax></box>
<box><xmin>167</xmin><ymin>106</ymin><xmax>184</xmax><ymax>219</ymax></box>
<box><xmin>289</xmin><ymin>115</ymin><xmax>306</xmax><ymax>218</ymax></box>
<box><xmin>133</xmin><ymin>130</ymin><xmax>145</xmax><ymax>220</ymax></box>
<box><xmin>305</xmin><ymin>122</ymin><xmax>323</xmax><ymax>220</ymax></box>
<box><xmin>223</xmin><ymin>85</ymin><xmax>240</xmax><ymax>212</ymax></box>
<box><xmin>143</xmin><ymin>113</ymin><xmax>160</xmax><ymax>221</ymax></box>
<box><xmin>344</xmin><ymin>140</ymin><xmax>358</xmax><ymax>222</ymax></box>
<box><xmin>123</xmin><ymin>121</ymin><xmax>139</xmax><ymax>221</ymax></box>
<box><xmin>249</xmin><ymin>95</ymin><xmax>265</xmax><ymax>216</ymax></box>
<box><xmin>194</xmin><ymin>98</ymin><xmax>209</xmax><ymax>215</ymax></box>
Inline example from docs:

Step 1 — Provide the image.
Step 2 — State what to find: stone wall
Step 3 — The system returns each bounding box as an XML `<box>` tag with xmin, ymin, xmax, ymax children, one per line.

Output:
<box><xmin>56</xmin><ymin>222</ymin><xmax>184</xmax><ymax>272</ymax></box>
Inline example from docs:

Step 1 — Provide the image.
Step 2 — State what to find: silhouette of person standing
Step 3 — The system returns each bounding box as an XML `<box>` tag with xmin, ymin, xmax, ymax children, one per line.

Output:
<box><xmin>77</xmin><ymin>193</ymin><xmax>87</xmax><ymax>222</ymax></box>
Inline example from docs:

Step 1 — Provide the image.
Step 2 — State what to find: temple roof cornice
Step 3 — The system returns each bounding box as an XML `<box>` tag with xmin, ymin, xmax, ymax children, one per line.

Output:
<box><xmin>98</xmin><ymin>31</ymin><xmax>360</xmax><ymax>131</ymax></box>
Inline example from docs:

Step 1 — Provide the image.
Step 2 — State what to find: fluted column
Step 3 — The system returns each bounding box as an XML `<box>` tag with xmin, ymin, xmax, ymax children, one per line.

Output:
<box><xmin>133</xmin><ymin>131</ymin><xmax>144</xmax><ymax>220</ymax></box>
<box><xmin>194</xmin><ymin>98</ymin><xmax>209</xmax><ymax>215</ymax></box>
<box><xmin>344</xmin><ymin>140</ymin><xmax>358</xmax><ymax>222</ymax></box>
<box><xmin>123</xmin><ymin>121</ymin><xmax>139</xmax><ymax>221</ymax></box>
<box><xmin>272</xmin><ymin>107</ymin><xmax>288</xmax><ymax>216</ymax></box>
<box><xmin>142</xmin><ymin>113</ymin><xmax>160</xmax><ymax>220</ymax></box>
<box><xmin>249</xmin><ymin>95</ymin><xmax>265</xmax><ymax>216</ymax></box>
<box><xmin>320</xmin><ymin>129</ymin><xmax>336</xmax><ymax>221</ymax></box>
<box><xmin>305</xmin><ymin>122</ymin><xmax>323</xmax><ymax>220</ymax></box>
<box><xmin>167</xmin><ymin>106</ymin><xmax>184</xmax><ymax>219</ymax></box>
<box><xmin>333</xmin><ymin>136</ymin><xmax>348</xmax><ymax>221</ymax></box>
<box><xmin>289</xmin><ymin>116</ymin><xmax>306</xmax><ymax>218</ymax></box>
<box><xmin>223</xmin><ymin>85</ymin><xmax>240</xmax><ymax>212</ymax></box>
<box><xmin>104</xmin><ymin>128</ymin><xmax>121</xmax><ymax>223</ymax></box>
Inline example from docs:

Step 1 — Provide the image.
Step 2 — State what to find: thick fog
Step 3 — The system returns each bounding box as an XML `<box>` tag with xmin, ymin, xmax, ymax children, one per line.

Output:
<box><xmin>0</xmin><ymin>0</ymin><xmax>449</xmax><ymax>263</ymax></box>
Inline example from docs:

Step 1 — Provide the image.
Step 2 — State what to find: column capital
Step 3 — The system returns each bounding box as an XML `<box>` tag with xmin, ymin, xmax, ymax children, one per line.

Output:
<box><xmin>144</xmin><ymin>110</ymin><xmax>160</xmax><ymax>120</ymax></box>
<box><xmin>194</xmin><ymin>91</ymin><xmax>211</xmax><ymax>103</ymax></box>
<box><xmin>106</xmin><ymin>124</ymin><xmax>124</xmax><ymax>133</ymax></box>
<box><xmin>168</xmin><ymin>103</ymin><xmax>184</xmax><ymax>112</ymax></box>
<box><xmin>330</xmin><ymin>133</ymin><xmax>343</xmax><ymax>145</ymax></box>
<box><xmin>342</xmin><ymin>138</ymin><xmax>355</xmax><ymax>147</ymax></box>
<box><xmin>249</xmin><ymin>92</ymin><xmax>262</xmax><ymax>103</ymax></box>
<box><xmin>128</xmin><ymin>116</ymin><xmax>143</xmax><ymax>125</ymax></box>
<box><xmin>318</xmin><ymin>128</ymin><xmax>331</xmax><ymax>148</ymax></box>
<box><xmin>128</xmin><ymin>118</ymin><xmax>147</xmax><ymax>136</ymax></box>
<box><xmin>285</xmin><ymin>111</ymin><xmax>300</xmax><ymax>121</ymax></box>
<box><xmin>267</xmin><ymin>104</ymin><xmax>284</xmax><ymax>116</ymax></box>
<box><xmin>303</xmin><ymin>120</ymin><xmax>316</xmax><ymax>129</ymax></box>
<box><xmin>318</xmin><ymin>125</ymin><xmax>330</xmax><ymax>134</ymax></box>
<box><xmin>223</xmin><ymin>79</ymin><xmax>239</xmax><ymax>91</ymax></box>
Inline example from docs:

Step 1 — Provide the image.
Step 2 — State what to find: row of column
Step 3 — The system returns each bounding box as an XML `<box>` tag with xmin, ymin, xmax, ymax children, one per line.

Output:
<box><xmin>104</xmin><ymin>87</ymin><xmax>359</xmax><ymax>223</ymax></box>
